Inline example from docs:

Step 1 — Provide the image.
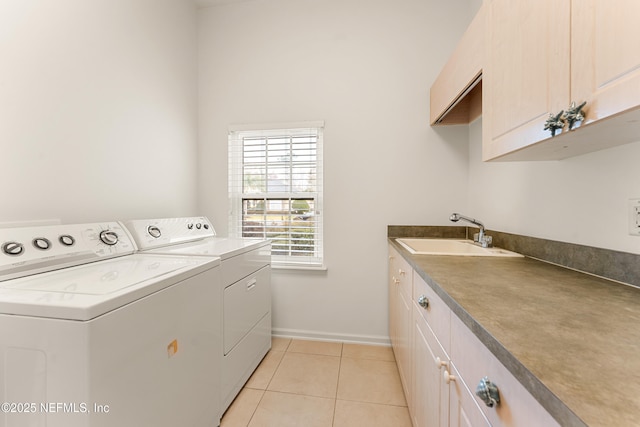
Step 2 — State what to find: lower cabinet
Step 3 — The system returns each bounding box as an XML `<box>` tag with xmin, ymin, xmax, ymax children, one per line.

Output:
<box><xmin>450</xmin><ymin>315</ymin><xmax>560</xmax><ymax>427</ymax></box>
<box><xmin>411</xmin><ymin>271</ymin><xmax>490</xmax><ymax>427</ymax></box>
<box><xmin>389</xmin><ymin>245</ymin><xmax>413</xmax><ymax>411</ymax></box>
<box><xmin>447</xmin><ymin>362</ymin><xmax>491</xmax><ymax>427</ymax></box>
<box><xmin>389</xmin><ymin>247</ymin><xmax>558</xmax><ymax>427</ymax></box>
<box><xmin>412</xmin><ymin>304</ymin><xmax>449</xmax><ymax>427</ymax></box>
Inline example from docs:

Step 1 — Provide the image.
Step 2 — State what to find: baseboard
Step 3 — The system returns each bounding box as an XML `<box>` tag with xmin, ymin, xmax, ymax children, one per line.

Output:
<box><xmin>272</xmin><ymin>327</ymin><xmax>390</xmax><ymax>347</ymax></box>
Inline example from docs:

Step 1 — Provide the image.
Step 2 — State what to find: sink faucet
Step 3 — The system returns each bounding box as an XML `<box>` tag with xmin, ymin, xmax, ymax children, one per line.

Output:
<box><xmin>449</xmin><ymin>213</ymin><xmax>492</xmax><ymax>248</ymax></box>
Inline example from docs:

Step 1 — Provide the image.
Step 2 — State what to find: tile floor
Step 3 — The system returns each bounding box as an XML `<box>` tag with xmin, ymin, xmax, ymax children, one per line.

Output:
<box><xmin>221</xmin><ymin>338</ymin><xmax>413</xmax><ymax>427</ymax></box>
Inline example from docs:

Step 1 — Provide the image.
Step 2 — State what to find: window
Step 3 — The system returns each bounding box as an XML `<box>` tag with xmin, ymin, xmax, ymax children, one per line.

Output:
<box><xmin>228</xmin><ymin>122</ymin><xmax>324</xmax><ymax>269</ymax></box>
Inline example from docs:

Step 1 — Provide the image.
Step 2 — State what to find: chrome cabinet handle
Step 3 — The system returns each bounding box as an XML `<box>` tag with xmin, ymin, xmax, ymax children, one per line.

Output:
<box><xmin>544</xmin><ymin>101</ymin><xmax>587</xmax><ymax>136</ymax></box>
<box><xmin>563</xmin><ymin>101</ymin><xmax>587</xmax><ymax>130</ymax></box>
<box><xmin>417</xmin><ymin>295</ymin><xmax>429</xmax><ymax>309</ymax></box>
<box><xmin>544</xmin><ymin>111</ymin><xmax>565</xmax><ymax>137</ymax></box>
<box><xmin>476</xmin><ymin>376</ymin><xmax>500</xmax><ymax>408</ymax></box>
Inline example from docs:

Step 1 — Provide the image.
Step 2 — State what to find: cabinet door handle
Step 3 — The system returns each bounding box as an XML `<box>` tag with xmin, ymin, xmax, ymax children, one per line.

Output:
<box><xmin>392</xmin><ymin>277</ymin><xmax>400</xmax><ymax>285</ymax></box>
<box><xmin>435</xmin><ymin>357</ymin><xmax>448</xmax><ymax>369</ymax></box>
<box><xmin>476</xmin><ymin>376</ymin><xmax>500</xmax><ymax>408</ymax></box>
<box><xmin>398</xmin><ymin>269</ymin><xmax>406</xmax><ymax>276</ymax></box>
<box><xmin>443</xmin><ymin>369</ymin><xmax>456</xmax><ymax>384</ymax></box>
<box><xmin>417</xmin><ymin>295</ymin><xmax>429</xmax><ymax>309</ymax></box>
<box><xmin>246</xmin><ymin>278</ymin><xmax>257</xmax><ymax>291</ymax></box>
<box><xmin>563</xmin><ymin>101</ymin><xmax>587</xmax><ymax>130</ymax></box>
<box><xmin>543</xmin><ymin>110</ymin><xmax>566</xmax><ymax>137</ymax></box>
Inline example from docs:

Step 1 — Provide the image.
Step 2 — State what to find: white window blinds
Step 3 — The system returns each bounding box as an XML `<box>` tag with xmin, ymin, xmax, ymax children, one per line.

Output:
<box><xmin>229</xmin><ymin>122</ymin><xmax>324</xmax><ymax>268</ymax></box>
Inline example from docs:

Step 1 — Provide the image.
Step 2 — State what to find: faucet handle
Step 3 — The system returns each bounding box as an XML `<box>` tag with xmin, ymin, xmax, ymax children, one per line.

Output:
<box><xmin>474</xmin><ymin>233</ymin><xmax>493</xmax><ymax>248</ymax></box>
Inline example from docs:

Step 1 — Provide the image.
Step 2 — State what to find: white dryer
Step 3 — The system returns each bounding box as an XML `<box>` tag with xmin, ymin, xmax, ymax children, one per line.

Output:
<box><xmin>0</xmin><ymin>222</ymin><xmax>221</xmax><ymax>427</ymax></box>
<box><xmin>123</xmin><ymin>217</ymin><xmax>271</xmax><ymax>413</ymax></box>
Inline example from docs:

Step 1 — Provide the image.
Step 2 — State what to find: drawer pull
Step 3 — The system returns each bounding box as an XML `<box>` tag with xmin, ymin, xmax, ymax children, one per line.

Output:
<box><xmin>435</xmin><ymin>357</ymin><xmax>448</xmax><ymax>369</ymax></box>
<box><xmin>476</xmin><ymin>376</ymin><xmax>500</xmax><ymax>408</ymax></box>
<box><xmin>398</xmin><ymin>269</ymin><xmax>406</xmax><ymax>276</ymax></box>
<box><xmin>417</xmin><ymin>295</ymin><xmax>429</xmax><ymax>309</ymax></box>
<box><xmin>443</xmin><ymin>369</ymin><xmax>456</xmax><ymax>384</ymax></box>
<box><xmin>392</xmin><ymin>277</ymin><xmax>400</xmax><ymax>285</ymax></box>
<box><xmin>246</xmin><ymin>278</ymin><xmax>257</xmax><ymax>291</ymax></box>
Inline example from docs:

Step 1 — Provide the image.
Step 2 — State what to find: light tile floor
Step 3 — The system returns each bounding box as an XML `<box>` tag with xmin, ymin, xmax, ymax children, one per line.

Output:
<box><xmin>221</xmin><ymin>338</ymin><xmax>413</xmax><ymax>427</ymax></box>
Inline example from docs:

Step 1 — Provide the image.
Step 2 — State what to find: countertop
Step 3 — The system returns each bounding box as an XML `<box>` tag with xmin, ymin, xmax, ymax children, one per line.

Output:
<box><xmin>389</xmin><ymin>238</ymin><xmax>640</xmax><ymax>427</ymax></box>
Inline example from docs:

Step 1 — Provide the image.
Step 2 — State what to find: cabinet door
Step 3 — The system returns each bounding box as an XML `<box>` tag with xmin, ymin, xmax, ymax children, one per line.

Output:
<box><xmin>571</xmin><ymin>0</ymin><xmax>640</xmax><ymax>123</ymax></box>
<box><xmin>396</xmin><ymin>287</ymin><xmax>413</xmax><ymax>403</ymax></box>
<box><xmin>413</xmin><ymin>308</ymin><xmax>449</xmax><ymax>427</ymax></box>
<box><xmin>482</xmin><ymin>0</ymin><xmax>571</xmax><ymax>161</ymax></box>
<box><xmin>448</xmin><ymin>363</ymin><xmax>492</xmax><ymax>427</ymax></box>
<box><xmin>388</xmin><ymin>246</ymin><xmax>399</xmax><ymax>347</ymax></box>
<box><xmin>388</xmin><ymin>246</ymin><xmax>412</xmax><ymax>404</ymax></box>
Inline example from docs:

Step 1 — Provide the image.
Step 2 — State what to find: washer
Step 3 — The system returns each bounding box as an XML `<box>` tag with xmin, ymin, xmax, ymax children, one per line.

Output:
<box><xmin>123</xmin><ymin>216</ymin><xmax>271</xmax><ymax>413</ymax></box>
<box><xmin>0</xmin><ymin>222</ymin><xmax>221</xmax><ymax>427</ymax></box>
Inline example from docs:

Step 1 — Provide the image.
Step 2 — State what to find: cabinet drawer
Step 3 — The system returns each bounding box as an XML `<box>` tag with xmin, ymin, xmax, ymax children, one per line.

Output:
<box><xmin>221</xmin><ymin>245</ymin><xmax>271</xmax><ymax>287</ymax></box>
<box><xmin>450</xmin><ymin>315</ymin><xmax>559</xmax><ymax>427</ymax></box>
<box><xmin>413</xmin><ymin>271</ymin><xmax>451</xmax><ymax>355</ymax></box>
<box><xmin>389</xmin><ymin>246</ymin><xmax>411</xmax><ymax>300</ymax></box>
<box><xmin>223</xmin><ymin>265</ymin><xmax>271</xmax><ymax>354</ymax></box>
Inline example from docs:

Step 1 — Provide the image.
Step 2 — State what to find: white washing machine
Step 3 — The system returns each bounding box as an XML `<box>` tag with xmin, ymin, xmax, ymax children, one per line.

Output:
<box><xmin>123</xmin><ymin>217</ymin><xmax>271</xmax><ymax>413</ymax></box>
<box><xmin>0</xmin><ymin>222</ymin><xmax>222</xmax><ymax>427</ymax></box>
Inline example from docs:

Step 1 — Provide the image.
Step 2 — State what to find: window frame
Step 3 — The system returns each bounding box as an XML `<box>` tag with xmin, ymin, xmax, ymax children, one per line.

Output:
<box><xmin>228</xmin><ymin>121</ymin><xmax>325</xmax><ymax>270</ymax></box>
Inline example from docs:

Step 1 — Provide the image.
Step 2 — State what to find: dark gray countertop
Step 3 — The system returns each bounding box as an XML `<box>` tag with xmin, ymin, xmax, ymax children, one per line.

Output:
<box><xmin>389</xmin><ymin>238</ymin><xmax>640</xmax><ymax>427</ymax></box>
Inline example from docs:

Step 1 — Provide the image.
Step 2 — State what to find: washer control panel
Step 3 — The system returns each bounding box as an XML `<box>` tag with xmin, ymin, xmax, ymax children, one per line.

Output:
<box><xmin>124</xmin><ymin>217</ymin><xmax>216</xmax><ymax>250</ymax></box>
<box><xmin>0</xmin><ymin>222</ymin><xmax>136</xmax><ymax>281</ymax></box>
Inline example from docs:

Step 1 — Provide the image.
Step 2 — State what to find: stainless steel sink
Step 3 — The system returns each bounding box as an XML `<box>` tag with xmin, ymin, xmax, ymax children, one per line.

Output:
<box><xmin>396</xmin><ymin>238</ymin><xmax>523</xmax><ymax>257</ymax></box>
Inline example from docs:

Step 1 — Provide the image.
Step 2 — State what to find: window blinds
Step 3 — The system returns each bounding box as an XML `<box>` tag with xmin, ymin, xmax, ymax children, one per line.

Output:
<box><xmin>229</xmin><ymin>123</ymin><xmax>324</xmax><ymax>268</ymax></box>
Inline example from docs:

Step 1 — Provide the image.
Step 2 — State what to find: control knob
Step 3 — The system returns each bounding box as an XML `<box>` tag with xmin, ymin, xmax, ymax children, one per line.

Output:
<box><xmin>2</xmin><ymin>241</ymin><xmax>24</xmax><ymax>256</ymax></box>
<box><xmin>147</xmin><ymin>225</ymin><xmax>162</xmax><ymax>239</ymax></box>
<box><xmin>59</xmin><ymin>235</ymin><xmax>75</xmax><ymax>246</ymax></box>
<box><xmin>33</xmin><ymin>238</ymin><xmax>51</xmax><ymax>250</ymax></box>
<box><xmin>99</xmin><ymin>230</ymin><xmax>119</xmax><ymax>246</ymax></box>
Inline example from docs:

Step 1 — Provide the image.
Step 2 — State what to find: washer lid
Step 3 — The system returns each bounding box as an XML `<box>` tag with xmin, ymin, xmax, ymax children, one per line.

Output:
<box><xmin>0</xmin><ymin>254</ymin><xmax>219</xmax><ymax>321</ymax></box>
<box><xmin>145</xmin><ymin>237</ymin><xmax>270</xmax><ymax>260</ymax></box>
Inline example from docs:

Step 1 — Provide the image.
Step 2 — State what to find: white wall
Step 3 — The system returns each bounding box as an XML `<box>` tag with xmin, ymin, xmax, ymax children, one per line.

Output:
<box><xmin>0</xmin><ymin>0</ymin><xmax>198</xmax><ymax>224</ymax></box>
<box><xmin>467</xmin><ymin>119</ymin><xmax>640</xmax><ymax>255</ymax></box>
<box><xmin>198</xmin><ymin>0</ymin><xmax>474</xmax><ymax>343</ymax></box>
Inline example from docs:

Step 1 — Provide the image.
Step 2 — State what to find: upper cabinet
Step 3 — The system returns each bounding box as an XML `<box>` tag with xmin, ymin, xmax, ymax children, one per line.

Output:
<box><xmin>571</xmin><ymin>0</ymin><xmax>640</xmax><ymax>124</ymax></box>
<box><xmin>432</xmin><ymin>0</ymin><xmax>640</xmax><ymax>161</ymax></box>
<box><xmin>483</xmin><ymin>0</ymin><xmax>640</xmax><ymax>161</ymax></box>
<box><xmin>429</xmin><ymin>6</ymin><xmax>484</xmax><ymax>126</ymax></box>
<box><xmin>482</xmin><ymin>0</ymin><xmax>570</xmax><ymax>160</ymax></box>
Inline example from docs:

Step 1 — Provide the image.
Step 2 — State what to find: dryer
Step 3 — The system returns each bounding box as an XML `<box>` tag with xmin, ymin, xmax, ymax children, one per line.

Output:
<box><xmin>123</xmin><ymin>217</ymin><xmax>271</xmax><ymax>413</ymax></box>
<box><xmin>0</xmin><ymin>222</ymin><xmax>221</xmax><ymax>427</ymax></box>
